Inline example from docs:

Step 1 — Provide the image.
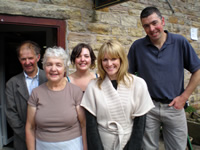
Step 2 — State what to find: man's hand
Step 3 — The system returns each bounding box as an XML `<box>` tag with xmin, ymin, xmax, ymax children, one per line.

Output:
<box><xmin>169</xmin><ymin>95</ymin><xmax>187</xmax><ymax>109</ymax></box>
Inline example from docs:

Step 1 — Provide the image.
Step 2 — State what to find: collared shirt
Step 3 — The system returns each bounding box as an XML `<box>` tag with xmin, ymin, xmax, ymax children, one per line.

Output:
<box><xmin>24</xmin><ymin>68</ymin><xmax>39</xmax><ymax>95</ymax></box>
<box><xmin>128</xmin><ymin>30</ymin><xmax>200</xmax><ymax>100</ymax></box>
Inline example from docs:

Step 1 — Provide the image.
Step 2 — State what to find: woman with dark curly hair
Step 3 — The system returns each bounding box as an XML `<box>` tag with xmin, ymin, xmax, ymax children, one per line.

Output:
<box><xmin>67</xmin><ymin>43</ymin><xmax>97</xmax><ymax>92</ymax></box>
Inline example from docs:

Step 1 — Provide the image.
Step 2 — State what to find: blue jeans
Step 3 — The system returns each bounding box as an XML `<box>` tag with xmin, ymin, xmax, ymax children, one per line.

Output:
<box><xmin>142</xmin><ymin>101</ymin><xmax>187</xmax><ymax>150</ymax></box>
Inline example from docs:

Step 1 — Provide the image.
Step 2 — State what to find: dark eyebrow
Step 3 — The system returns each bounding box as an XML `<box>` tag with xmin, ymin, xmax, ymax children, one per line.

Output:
<box><xmin>143</xmin><ymin>20</ymin><xmax>158</xmax><ymax>27</ymax></box>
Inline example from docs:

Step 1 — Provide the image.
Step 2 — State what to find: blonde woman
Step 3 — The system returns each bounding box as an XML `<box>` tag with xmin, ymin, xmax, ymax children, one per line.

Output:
<box><xmin>81</xmin><ymin>40</ymin><xmax>154</xmax><ymax>150</ymax></box>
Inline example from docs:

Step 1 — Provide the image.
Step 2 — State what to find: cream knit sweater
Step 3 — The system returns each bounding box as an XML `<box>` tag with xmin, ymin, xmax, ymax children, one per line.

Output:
<box><xmin>81</xmin><ymin>75</ymin><xmax>154</xmax><ymax>150</ymax></box>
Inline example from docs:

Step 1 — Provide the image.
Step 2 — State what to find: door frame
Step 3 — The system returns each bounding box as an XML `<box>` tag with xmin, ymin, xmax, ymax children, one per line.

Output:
<box><xmin>0</xmin><ymin>15</ymin><xmax>66</xmax><ymax>48</ymax></box>
<box><xmin>0</xmin><ymin>15</ymin><xmax>66</xmax><ymax>148</ymax></box>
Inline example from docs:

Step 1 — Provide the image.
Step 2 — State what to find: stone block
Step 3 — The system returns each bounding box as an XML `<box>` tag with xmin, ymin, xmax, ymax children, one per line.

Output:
<box><xmin>92</xmin><ymin>43</ymin><xmax>103</xmax><ymax>51</ymax></box>
<box><xmin>67</xmin><ymin>20</ymin><xmax>86</xmax><ymax>32</ymax></box>
<box><xmin>128</xmin><ymin>9</ymin><xmax>141</xmax><ymax>16</ymax></box>
<box><xmin>121</xmin><ymin>15</ymin><xmax>137</xmax><ymax>27</ymax></box>
<box><xmin>67</xmin><ymin>32</ymin><xmax>96</xmax><ymax>43</ymax></box>
<box><xmin>67</xmin><ymin>41</ymin><xmax>81</xmax><ymax>51</ymax></box>
<box><xmin>81</xmin><ymin>10</ymin><xmax>94</xmax><ymax>22</ymax></box>
<box><xmin>22</xmin><ymin>0</ymin><xmax>38</xmax><ymax>2</ymax></box>
<box><xmin>168</xmin><ymin>16</ymin><xmax>178</xmax><ymax>24</ymax></box>
<box><xmin>117</xmin><ymin>37</ymin><xmax>133</xmax><ymax>46</ymax></box>
<box><xmin>65</xmin><ymin>0</ymin><xmax>93</xmax><ymax>9</ymax></box>
<box><xmin>0</xmin><ymin>1</ymin><xmax>71</xmax><ymax>19</ymax></box>
<box><xmin>96</xmin><ymin>8</ymin><xmax>109</xmax><ymax>12</ymax></box>
<box><xmin>192</xmin><ymin>22</ymin><xmax>200</xmax><ymax>28</ymax></box>
<box><xmin>39</xmin><ymin>0</ymin><xmax>67</xmax><ymax>5</ymax></box>
<box><xmin>87</xmin><ymin>23</ymin><xmax>110</xmax><ymax>35</ymax></box>
<box><xmin>109</xmin><ymin>4</ymin><xmax>129</xmax><ymax>13</ymax></box>
<box><xmin>128</xmin><ymin>27</ymin><xmax>143</xmax><ymax>37</ymax></box>
<box><xmin>100</xmin><ymin>13</ymin><xmax>120</xmax><ymax>25</ymax></box>
<box><xmin>111</xmin><ymin>27</ymin><xmax>126</xmax><ymax>36</ymax></box>
<box><xmin>66</xmin><ymin>9</ymin><xmax>81</xmax><ymax>21</ymax></box>
<box><xmin>96</xmin><ymin>35</ymin><xmax>113</xmax><ymax>43</ymax></box>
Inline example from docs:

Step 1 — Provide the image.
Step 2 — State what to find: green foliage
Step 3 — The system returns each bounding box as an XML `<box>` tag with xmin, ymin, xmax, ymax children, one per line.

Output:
<box><xmin>185</xmin><ymin>106</ymin><xmax>196</xmax><ymax>113</ymax></box>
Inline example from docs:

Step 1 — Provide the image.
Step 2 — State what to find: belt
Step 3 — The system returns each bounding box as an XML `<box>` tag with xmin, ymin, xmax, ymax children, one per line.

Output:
<box><xmin>99</xmin><ymin>121</ymin><xmax>132</xmax><ymax>150</ymax></box>
<box><xmin>151</xmin><ymin>97</ymin><xmax>172</xmax><ymax>104</ymax></box>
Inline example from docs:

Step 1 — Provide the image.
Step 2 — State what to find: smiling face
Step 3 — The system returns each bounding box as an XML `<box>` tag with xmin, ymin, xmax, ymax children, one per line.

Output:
<box><xmin>44</xmin><ymin>57</ymin><xmax>65</xmax><ymax>83</ymax></box>
<box><xmin>18</xmin><ymin>46</ymin><xmax>40</xmax><ymax>78</ymax></box>
<box><xmin>141</xmin><ymin>12</ymin><xmax>165</xmax><ymax>43</ymax></box>
<box><xmin>75</xmin><ymin>48</ymin><xmax>92</xmax><ymax>71</ymax></box>
<box><xmin>101</xmin><ymin>53</ymin><xmax>121</xmax><ymax>80</ymax></box>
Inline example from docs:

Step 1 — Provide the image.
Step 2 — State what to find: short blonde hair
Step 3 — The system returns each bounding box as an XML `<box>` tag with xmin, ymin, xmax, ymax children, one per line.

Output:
<box><xmin>97</xmin><ymin>40</ymin><xmax>132</xmax><ymax>88</ymax></box>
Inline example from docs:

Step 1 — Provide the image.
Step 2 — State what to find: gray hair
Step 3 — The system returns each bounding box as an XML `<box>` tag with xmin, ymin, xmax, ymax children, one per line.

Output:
<box><xmin>42</xmin><ymin>46</ymin><xmax>69</xmax><ymax>69</ymax></box>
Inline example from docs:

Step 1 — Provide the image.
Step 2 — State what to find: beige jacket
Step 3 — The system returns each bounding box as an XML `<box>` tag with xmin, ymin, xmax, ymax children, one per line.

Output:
<box><xmin>81</xmin><ymin>75</ymin><xmax>154</xmax><ymax>150</ymax></box>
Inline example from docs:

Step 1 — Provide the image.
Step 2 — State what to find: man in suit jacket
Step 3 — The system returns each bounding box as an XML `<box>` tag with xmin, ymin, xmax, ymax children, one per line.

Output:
<box><xmin>5</xmin><ymin>41</ymin><xmax>47</xmax><ymax>150</ymax></box>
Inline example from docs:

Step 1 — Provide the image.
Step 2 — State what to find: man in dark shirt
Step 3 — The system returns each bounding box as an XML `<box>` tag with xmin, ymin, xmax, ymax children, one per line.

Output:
<box><xmin>128</xmin><ymin>6</ymin><xmax>200</xmax><ymax>150</ymax></box>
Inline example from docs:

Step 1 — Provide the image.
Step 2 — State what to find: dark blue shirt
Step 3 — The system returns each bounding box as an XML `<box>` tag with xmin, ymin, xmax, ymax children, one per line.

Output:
<box><xmin>128</xmin><ymin>31</ymin><xmax>200</xmax><ymax>100</ymax></box>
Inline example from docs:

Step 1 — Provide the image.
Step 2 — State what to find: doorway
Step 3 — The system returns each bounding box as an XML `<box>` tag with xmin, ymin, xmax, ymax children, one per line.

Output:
<box><xmin>0</xmin><ymin>15</ymin><xmax>66</xmax><ymax>148</ymax></box>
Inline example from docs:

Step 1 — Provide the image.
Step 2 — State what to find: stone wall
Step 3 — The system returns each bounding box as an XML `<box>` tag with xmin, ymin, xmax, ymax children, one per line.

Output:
<box><xmin>0</xmin><ymin>0</ymin><xmax>200</xmax><ymax>112</ymax></box>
